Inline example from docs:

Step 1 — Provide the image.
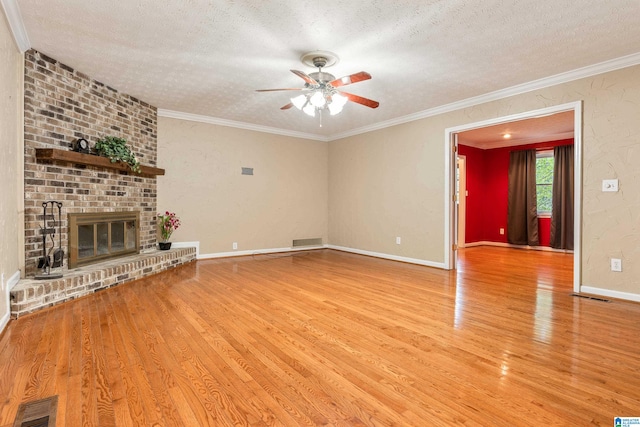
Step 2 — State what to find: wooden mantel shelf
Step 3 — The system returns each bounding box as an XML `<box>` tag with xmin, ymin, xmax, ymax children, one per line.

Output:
<box><xmin>35</xmin><ymin>148</ymin><xmax>165</xmax><ymax>176</ymax></box>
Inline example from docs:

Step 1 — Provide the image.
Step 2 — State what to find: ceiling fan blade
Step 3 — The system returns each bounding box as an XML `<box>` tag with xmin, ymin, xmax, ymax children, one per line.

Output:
<box><xmin>255</xmin><ymin>88</ymin><xmax>304</xmax><ymax>92</ymax></box>
<box><xmin>340</xmin><ymin>91</ymin><xmax>380</xmax><ymax>109</ymax></box>
<box><xmin>290</xmin><ymin>69</ymin><xmax>318</xmax><ymax>85</ymax></box>
<box><xmin>280</xmin><ymin>103</ymin><xmax>294</xmax><ymax>110</ymax></box>
<box><xmin>329</xmin><ymin>71</ymin><xmax>372</xmax><ymax>88</ymax></box>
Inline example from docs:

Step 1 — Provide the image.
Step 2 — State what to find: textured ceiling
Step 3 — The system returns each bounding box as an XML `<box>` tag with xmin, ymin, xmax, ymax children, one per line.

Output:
<box><xmin>458</xmin><ymin>111</ymin><xmax>575</xmax><ymax>149</ymax></box>
<box><xmin>11</xmin><ymin>0</ymin><xmax>640</xmax><ymax>139</ymax></box>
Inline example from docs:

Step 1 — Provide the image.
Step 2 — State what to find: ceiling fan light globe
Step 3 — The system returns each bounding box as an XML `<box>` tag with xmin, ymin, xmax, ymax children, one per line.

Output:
<box><xmin>291</xmin><ymin>94</ymin><xmax>307</xmax><ymax>110</ymax></box>
<box><xmin>309</xmin><ymin>91</ymin><xmax>326</xmax><ymax>108</ymax></box>
<box><xmin>332</xmin><ymin>93</ymin><xmax>348</xmax><ymax>107</ymax></box>
<box><xmin>328</xmin><ymin>103</ymin><xmax>343</xmax><ymax>115</ymax></box>
<box><xmin>302</xmin><ymin>103</ymin><xmax>316</xmax><ymax>117</ymax></box>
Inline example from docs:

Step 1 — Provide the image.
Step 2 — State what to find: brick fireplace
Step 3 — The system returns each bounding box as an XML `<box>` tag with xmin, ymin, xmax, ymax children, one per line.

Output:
<box><xmin>23</xmin><ymin>49</ymin><xmax>158</xmax><ymax>276</ymax></box>
<box><xmin>12</xmin><ymin>50</ymin><xmax>197</xmax><ymax>317</ymax></box>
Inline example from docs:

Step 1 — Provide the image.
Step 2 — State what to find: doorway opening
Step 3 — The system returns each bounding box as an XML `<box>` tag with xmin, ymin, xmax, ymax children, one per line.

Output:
<box><xmin>444</xmin><ymin>101</ymin><xmax>582</xmax><ymax>293</ymax></box>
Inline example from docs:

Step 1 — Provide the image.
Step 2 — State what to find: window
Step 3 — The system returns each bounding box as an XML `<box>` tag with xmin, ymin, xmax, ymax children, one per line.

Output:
<box><xmin>536</xmin><ymin>151</ymin><xmax>554</xmax><ymax>215</ymax></box>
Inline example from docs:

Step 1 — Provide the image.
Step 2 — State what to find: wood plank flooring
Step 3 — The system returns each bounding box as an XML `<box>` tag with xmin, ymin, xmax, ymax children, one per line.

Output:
<box><xmin>1</xmin><ymin>247</ymin><xmax>640</xmax><ymax>426</ymax></box>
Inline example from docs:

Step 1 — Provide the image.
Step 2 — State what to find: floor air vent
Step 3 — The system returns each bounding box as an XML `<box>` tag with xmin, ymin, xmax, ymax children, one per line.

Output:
<box><xmin>292</xmin><ymin>238</ymin><xmax>323</xmax><ymax>247</ymax></box>
<box><xmin>571</xmin><ymin>293</ymin><xmax>611</xmax><ymax>302</ymax></box>
<box><xmin>13</xmin><ymin>396</ymin><xmax>57</xmax><ymax>427</ymax></box>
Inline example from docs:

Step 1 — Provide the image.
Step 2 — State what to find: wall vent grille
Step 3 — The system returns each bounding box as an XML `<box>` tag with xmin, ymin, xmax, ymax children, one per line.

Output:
<box><xmin>13</xmin><ymin>396</ymin><xmax>58</xmax><ymax>426</ymax></box>
<box><xmin>292</xmin><ymin>238</ymin><xmax>323</xmax><ymax>247</ymax></box>
<box><xmin>571</xmin><ymin>293</ymin><xmax>611</xmax><ymax>302</ymax></box>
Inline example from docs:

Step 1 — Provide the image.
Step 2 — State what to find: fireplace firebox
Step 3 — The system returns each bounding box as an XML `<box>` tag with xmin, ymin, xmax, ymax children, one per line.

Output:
<box><xmin>68</xmin><ymin>211</ymin><xmax>140</xmax><ymax>268</ymax></box>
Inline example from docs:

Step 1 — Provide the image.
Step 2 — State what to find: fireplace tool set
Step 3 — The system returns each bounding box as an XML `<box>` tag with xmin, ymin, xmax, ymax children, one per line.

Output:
<box><xmin>35</xmin><ymin>200</ymin><xmax>64</xmax><ymax>280</ymax></box>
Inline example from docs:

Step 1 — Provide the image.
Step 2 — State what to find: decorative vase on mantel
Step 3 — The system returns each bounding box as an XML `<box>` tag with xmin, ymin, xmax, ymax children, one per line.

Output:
<box><xmin>159</xmin><ymin>241</ymin><xmax>172</xmax><ymax>250</ymax></box>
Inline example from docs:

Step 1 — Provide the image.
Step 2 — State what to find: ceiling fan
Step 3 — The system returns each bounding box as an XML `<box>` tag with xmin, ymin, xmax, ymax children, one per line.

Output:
<box><xmin>256</xmin><ymin>51</ymin><xmax>379</xmax><ymax>118</ymax></box>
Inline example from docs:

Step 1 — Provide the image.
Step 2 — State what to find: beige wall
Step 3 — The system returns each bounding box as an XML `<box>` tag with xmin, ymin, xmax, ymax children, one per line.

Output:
<box><xmin>158</xmin><ymin>117</ymin><xmax>328</xmax><ymax>255</ymax></box>
<box><xmin>0</xmin><ymin>13</ymin><xmax>22</xmax><ymax>329</ymax></box>
<box><xmin>159</xmin><ymin>64</ymin><xmax>640</xmax><ymax>298</ymax></box>
<box><xmin>330</xmin><ymin>65</ymin><xmax>640</xmax><ymax>297</ymax></box>
<box><xmin>329</xmin><ymin>120</ymin><xmax>447</xmax><ymax>264</ymax></box>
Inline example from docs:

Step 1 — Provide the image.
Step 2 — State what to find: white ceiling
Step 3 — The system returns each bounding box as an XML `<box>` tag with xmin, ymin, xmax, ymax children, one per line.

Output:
<box><xmin>5</xmin><ymin>0</ymin><xmax>640</xmax><ymax>141</ymax></box>
<box><xmin>458</xmin><ymin>111</ymin><xmax>575</xmax><ymax>150</ymax></box>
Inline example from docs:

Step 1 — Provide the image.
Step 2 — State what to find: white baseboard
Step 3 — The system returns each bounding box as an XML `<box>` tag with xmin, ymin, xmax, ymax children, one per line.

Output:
<box><xmin>464</xmin><ymin>241</ymin><xmax>573</xmax><ymax>253</ymax></box>
<box><xmin>198</xmin><ymin>244</ymin><xmax>328</xmax><ymax>260</ymax></box>
<box><xmin>327</xmin><ymin>245</ymin><xmax>446</xmax><ymax>269</ymax></box>
<box><xmin>579</xmin><ymin>286</ymin><xmax>640</xmax><ymax>303</ymax></box>
<box><xmin>0</xmin><ymin>312</ymin><xmax>8</xmax><ymax>335</ymax></box>
<box><xmin>199</xmin><ymin>244</ymin><xmax>445</xmax><ymax>269</ymax></box>
<box><xmin>1</xmin><ymin>270</ymin><xmax>21</xmax><ymax>334</ymax></box>
<box><xmin>171</xmin><ymin>241</ymin><xmax>200</xmax><ymax>258</ymax></box>
<box><xmin>7</xmin><ymin>269</ymin><xmax>20</xmax><ymax>290</ymax></box>
<box><xmin>464</xmin><ymin>241</ymin><xmax>511</xmax><ymax>248</ymax></box>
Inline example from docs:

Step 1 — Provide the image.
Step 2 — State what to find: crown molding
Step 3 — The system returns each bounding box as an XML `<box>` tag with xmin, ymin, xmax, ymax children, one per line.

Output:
<box><xmin>163</xmin><ymin>52</ymin><xmax>640</xmax><ymax>143</ymax></box>
<box><xmin>0</xmin><ymin>0</ymin><xmax>30</xmax><ymax>52</ymax></box>
<box><xmin>328</xmin><ymin>51</ymin><xmax>640</xmax><ymax>141</ymax></box>
<box><xmin>157</xmin><ymin>109</ymin><xmax>328</xmax><ymax>142</ymax></box>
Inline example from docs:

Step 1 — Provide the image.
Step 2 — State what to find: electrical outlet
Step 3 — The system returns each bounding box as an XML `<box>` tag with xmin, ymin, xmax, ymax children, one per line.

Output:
<box><xmin>396</xmin><ymin>237</ymin><xmax>401</xmax><ymax>245</ymax></box>
<box><xmin>499</xmin><ymin>228</ymin><xmax>504</xmax><ymax>235</ymax></box>
<box><xmin>232</xmin><ymin>242</ymin><xmax>238</xmax><ymax>250</ymax></box>
<box><xmin>611</xmin><ymin>258</ymin><xmax>622</xmax><ymax>272</ymax></box>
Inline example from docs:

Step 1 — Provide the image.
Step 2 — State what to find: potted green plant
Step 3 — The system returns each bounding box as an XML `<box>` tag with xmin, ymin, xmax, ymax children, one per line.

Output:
<box><xmin>157</xmin><ymin>211</ymin><xmax>181</xmax><ymax>250</ymax></box>
<box><xmin>94</xmin><ymin>136</ymin><xmax>141</xmax><ymax>173</ymax></box>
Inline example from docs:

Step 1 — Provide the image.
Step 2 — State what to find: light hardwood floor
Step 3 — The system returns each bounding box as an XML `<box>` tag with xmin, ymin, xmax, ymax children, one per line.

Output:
<box><xmin>1</xmin><ymin>247</ymin><xmax>639</xmax><ymax>426</ymax></box>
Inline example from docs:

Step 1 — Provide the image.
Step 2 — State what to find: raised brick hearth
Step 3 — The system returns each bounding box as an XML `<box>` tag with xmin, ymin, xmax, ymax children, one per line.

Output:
<box><xmin>10</xmin><ymin>247</ymin><xmax>196</xmax><ymax>318</ymax></box>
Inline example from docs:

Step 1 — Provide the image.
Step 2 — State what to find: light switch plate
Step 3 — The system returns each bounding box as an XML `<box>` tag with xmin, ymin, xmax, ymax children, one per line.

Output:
<box><xmin>602</xmin><ymin>179</ymin><xmax>619</xmax><ymax>192</ymax></box>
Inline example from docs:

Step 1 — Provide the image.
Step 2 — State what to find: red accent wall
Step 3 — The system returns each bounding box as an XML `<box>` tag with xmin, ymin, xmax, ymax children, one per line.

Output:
<box><xmin>459</xmin><ymin>139</ymin><xmax>573</xmax><ymax>247</ymax></box>
<box><xmin>539</xmin><ymin>217</ymin><xmax>551</xmax><ymax>247</ymax></box>
<box><xmin>459</xmin><ymin>145</ymin><xmax>485</xmax><ymax>243</ymax></box>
